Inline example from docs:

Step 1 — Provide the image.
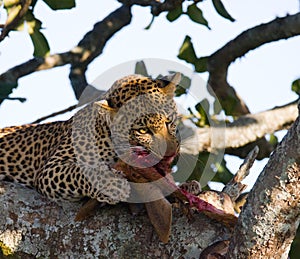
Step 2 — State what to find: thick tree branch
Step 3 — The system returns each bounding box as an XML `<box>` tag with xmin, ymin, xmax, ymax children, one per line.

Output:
<box><xmin>69</xmin><ymin>5</ymin><xmax>132</xmax><ymax>98</ymax></box>
<box><xmin>207</xmin><ymin>12</ymin><xmax>300</xmax><ymax>116</ymax></box>
<box><xmin>226</xmin><ymin>106</ymin><xmax>300</xmax><ymax>258</ymax></box>
<box><xmin>0</xmin><ymin>5</ymin><xmax>132</xmax><ymax>103</ymax></box>
<box><xmin>180</xmin><ymin>100</ymin><xmax>298</xmax><ymax>158</ymax></box>
<box><xmin>0</xmin><ymin>181</ymin><xmax>231</xmax><ymax>257</ymax></box>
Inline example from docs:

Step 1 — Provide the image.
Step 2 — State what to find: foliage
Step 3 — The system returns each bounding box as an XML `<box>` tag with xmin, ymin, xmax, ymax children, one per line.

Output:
<box><xmin>211</xmin><ymin>0</ymin><xmax>235</xmax><ymax>22</ymax></box>
<box><xmin>1</xmin><ymin>0</ymin><xmax>75</xmax><ymax>57</ymax></box>
<box><xmin>166</xmin><ymin>0</ymin><xmax>234</xmax><ymax>25</ymax></box>
<box><xmin>292</xmin><ymin>78</ymin><xmax>300</xmax><ymax>95</ymax></box>
<box><xmin>177</xmin><ymin>36</ymin><xmax>208</xmax><ymax>72</ymax></box>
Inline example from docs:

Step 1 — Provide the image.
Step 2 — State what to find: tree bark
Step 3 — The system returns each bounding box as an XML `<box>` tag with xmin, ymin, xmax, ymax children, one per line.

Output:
<box><xmin>227</xmin><ymin>107</ymin><xmax>300</xmax><ymax>258</ymax></box>
<box><xmin>0</xmin><ymin>181</ymin><xmax>231</xmax><ymax>258</ymax></box>
<box><xmin>180</xmin><ymin>100</ymin><xmax>298</xmax><ymax>158</ymax></box>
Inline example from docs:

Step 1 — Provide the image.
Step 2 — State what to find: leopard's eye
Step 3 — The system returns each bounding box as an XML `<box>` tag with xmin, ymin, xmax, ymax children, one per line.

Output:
<box><xmin>166</xmin><ymin>114</ymin><xmax>176</xmax><ymax>124</ymax></box>
<box><xmin>165</xmin><ymin>117</ymin><xmax>172</xmax><ymax>124</ymax></box>
<box><xmin>137</xmin><ymin>128</ymin><xmax>148</xmax><ymax>134</ymax></box>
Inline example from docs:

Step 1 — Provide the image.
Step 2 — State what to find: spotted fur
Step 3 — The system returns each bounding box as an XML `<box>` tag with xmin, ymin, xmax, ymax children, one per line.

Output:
<box><xmin>0</xmin><ymin>74</ymin><xmax>180</xmax><ymax>204</ymax></box>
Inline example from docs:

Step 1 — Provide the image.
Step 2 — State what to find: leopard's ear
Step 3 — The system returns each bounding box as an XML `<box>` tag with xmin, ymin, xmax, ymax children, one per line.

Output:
<box><xmin>158</xmin><ymin>72</ymin><xmax>181</xmax><ymax>98</ymax></box>
<box><xmin>94</xmin><ymin>100</ymin><xmax>118</xmax><ymax>122</ymax></box>
<box><xmin>94</xmin><ymin>100</ymin><xmax>116</xmax><ymax>112</ymax></box>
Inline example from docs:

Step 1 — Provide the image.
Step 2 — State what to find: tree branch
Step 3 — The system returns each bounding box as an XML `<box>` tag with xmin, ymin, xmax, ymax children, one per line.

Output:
<box><xmin>29</xmin><ymin>85</ymin><xmax>106</xmax><ymax>124</ymax></box>
<box><xmin>118</xmin><ymin>0</ymin><xmax>184</xmax><ymax>16</ymax></box>
<box><xmin>0</xmin><ymin>4</ymin><xmax>132</xmax><ymax>103</ymax></box>
<box><xmin>0</xmin><ymin>181</ymin><xmax>231</xmax><ymax>257</ymax></box>
<box><xmin>180</xmin><ymin>100</ymin><xmax>298</xmax><ymax>158</ymax></box>
<box><xmin>207</xmin><ymin>12</ymin><xmax>300</xmax><ymax>116</ymax></box>
<box><xmin>69</xmin><ymin>5</ymin><xmax>132</xmax><ymax>98</ymax></box>
<box><xmin>0</xmin><ymin>0</ymin><xmax>32</xmax><ymax>42</ymax></box>
<box><xmin>226</xmin><ymin>105</ymin><xmax>300</xmax><ymax>258</ymax></box>
<box><xmin>223</xmin><ymin>146</ymin><xmax>259</xmax><ymax>201</ymax></box>
<box><xmin>30</xmin><ymin>104</ymin><xmax>77</xmax><ymax>124</ymax></box>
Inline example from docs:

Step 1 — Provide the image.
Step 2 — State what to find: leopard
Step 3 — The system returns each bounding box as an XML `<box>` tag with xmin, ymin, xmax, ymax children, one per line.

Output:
<box><xmin>0</xmin><ymin>73</ymin><xmax>181</xmax><ymax>206</ymax></box>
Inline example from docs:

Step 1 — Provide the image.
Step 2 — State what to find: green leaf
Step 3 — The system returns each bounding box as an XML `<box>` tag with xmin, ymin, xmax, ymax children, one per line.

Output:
<box><xmin>268</xmin><ymin>134</ymin><xmax>278</xmax><ymax>146</ymax></box>
<box><xmin>178</xmin><ymin>36</ymin><xmax>208</xmax><ymax>73</ymax></box>
<box><xmin>135</xmin><ymin>61</ymin><xmax>149</xmax><ymax>76</ymax></box>
<box><xmin>3</xmin><ymin>0</ymin><xmax>20</xmax><ymax>8</ymax></box>
<box><xmin>4</xmin><ymin>3</ymin><xmax>24</xmax><ymax>31</ymax></box>
<box><xmin>194</xmin><ymin>56</ymin><xmax>208</xmax><ymax>73</ymax></box>
<box><xmin>176</xmin><ymin>152</ymin><xmax>233</xmax><ymax>187</ymax></box>
<box><xmin>195</xmin><ymin>98</ymin><xmax>210</xmax><ymax>126</ymax></box>
<box><xmin>213</xmin><ymin>99</ymin><xmax>223</xmax><ymax>114</ymax></box>
<box><xmin>291</xmin><ymin>78</ymin><xmax>300</xmax><ymax>95</ymax></box>
<box><xmin>29</xmin><ymin>30</ymin><xmax>50</xmax><ymax>57</ymax></box>
<box><xmin>212</xmin><ymin>0</ymin><xmax>235</xmax><ymax>22</ymax></box>
<box><xmin>196</xmin><ymin>98</ymin><xmax>210</xmax><ymax>114</ymax></box>
<box><xmin>168</xmin><ymin>71</ymin><xmax>191</xmax><ymax>97</ymax></box>
<box><xmin>166</xmin><ymin>5</ymin><xmax>182</xmax><ymax>22</ymax></box>
<box><xmin>42</xmin><ymin>0</ymin><xmax>75</xmax><ymax>10</ymax></box>
<box><xmin>180</xmin><ymin>74</ymin><xmax>191</xmax><ymax>89</ymax></box>
<box><xmin>174</xmin><ymin>86</ymin><xmax>186</xmax><ymax>97</ymax></box>
<box><xmin>25</xmin><ymin>12</ymin><xmax>50</xmax><ymax>57</ymax></box>
<box><xmin>187</xmin><ymin>4</ymin><xmax>210</xmax><ymax>29</ymax></box>
<box><xmin>176</xmin><ymin>74</ymin><xmax>191</xmax><ymax>96</ymax></box>
<box><xmin>178</xmin><ymin>36</ymin><xmax>197</xmax><ymax>64</ymax></box>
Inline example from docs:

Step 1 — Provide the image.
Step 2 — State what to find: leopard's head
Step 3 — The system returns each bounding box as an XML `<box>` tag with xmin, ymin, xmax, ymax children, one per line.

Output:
<box><xmin>94</xmin><ymin>73</ymin><xmax>181</xmax><ymax>169</ymax></box>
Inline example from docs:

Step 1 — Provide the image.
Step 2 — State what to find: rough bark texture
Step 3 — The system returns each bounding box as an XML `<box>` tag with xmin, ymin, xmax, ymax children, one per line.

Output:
<box><xmin>180</xmin><ymin>101</ymin><xmax>298</xmax><ymax>158</ymax></box>
<box><xmin>227</xmin><ymin>112</ymin><xmax>300</xmax><ymax>258</ymax></box>
<box><xmin>0</xmin><ymin>181</ymin><xmax>231</xmax><ymax>258</ymax></box>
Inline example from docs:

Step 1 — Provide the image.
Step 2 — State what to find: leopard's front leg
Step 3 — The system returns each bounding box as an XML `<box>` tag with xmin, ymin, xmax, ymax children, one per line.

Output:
<box><xmin>34</xmin><ymin>157</ymin><xmax>130</xmax><ymax>204</ymax></box>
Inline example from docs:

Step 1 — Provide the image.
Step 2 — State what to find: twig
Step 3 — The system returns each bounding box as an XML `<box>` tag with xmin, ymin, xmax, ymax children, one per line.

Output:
<box><xmin>30</xmin><ymin>85</ymin><xmax>105</xmax><ymax>124</ymax></box>
<box><xmin>0</xmin><ymin>0</ymin><xmax>32</xmax><ymax>42</ymax></box>
<box><xmin>31</xmin><ymin>104</ymin><xmax>77</xmax><ymax>124</ymax></box>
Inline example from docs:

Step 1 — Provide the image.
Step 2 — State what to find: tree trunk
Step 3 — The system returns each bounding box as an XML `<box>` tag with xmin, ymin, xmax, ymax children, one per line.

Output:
<box><xmin>227</xmin><ymin>110</ymin><xmax>300</xmax><ymax>258</ymax></box>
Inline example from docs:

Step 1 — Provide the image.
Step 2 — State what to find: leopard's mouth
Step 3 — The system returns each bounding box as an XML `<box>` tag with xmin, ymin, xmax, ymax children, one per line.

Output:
<box><xmin>131</xmin><ymin>145</ymin><xmax>177</xmax><ymax>176</ymax></box>
<box><xmin>132</xmin><ymin>146</ymin><xmax>150</xmax><ymax>159</ymax></box>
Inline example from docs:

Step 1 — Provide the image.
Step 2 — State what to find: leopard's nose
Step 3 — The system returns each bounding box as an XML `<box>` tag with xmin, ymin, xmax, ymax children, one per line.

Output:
<box><xmin>165</xmin><ymin>138</ymin><xmax>179</xmax><ymax>157</ymax></box>
<box><xmin>153</xmin><ymin>134</ymin><xmax>179</xmax><ymax>158</ymax></box>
